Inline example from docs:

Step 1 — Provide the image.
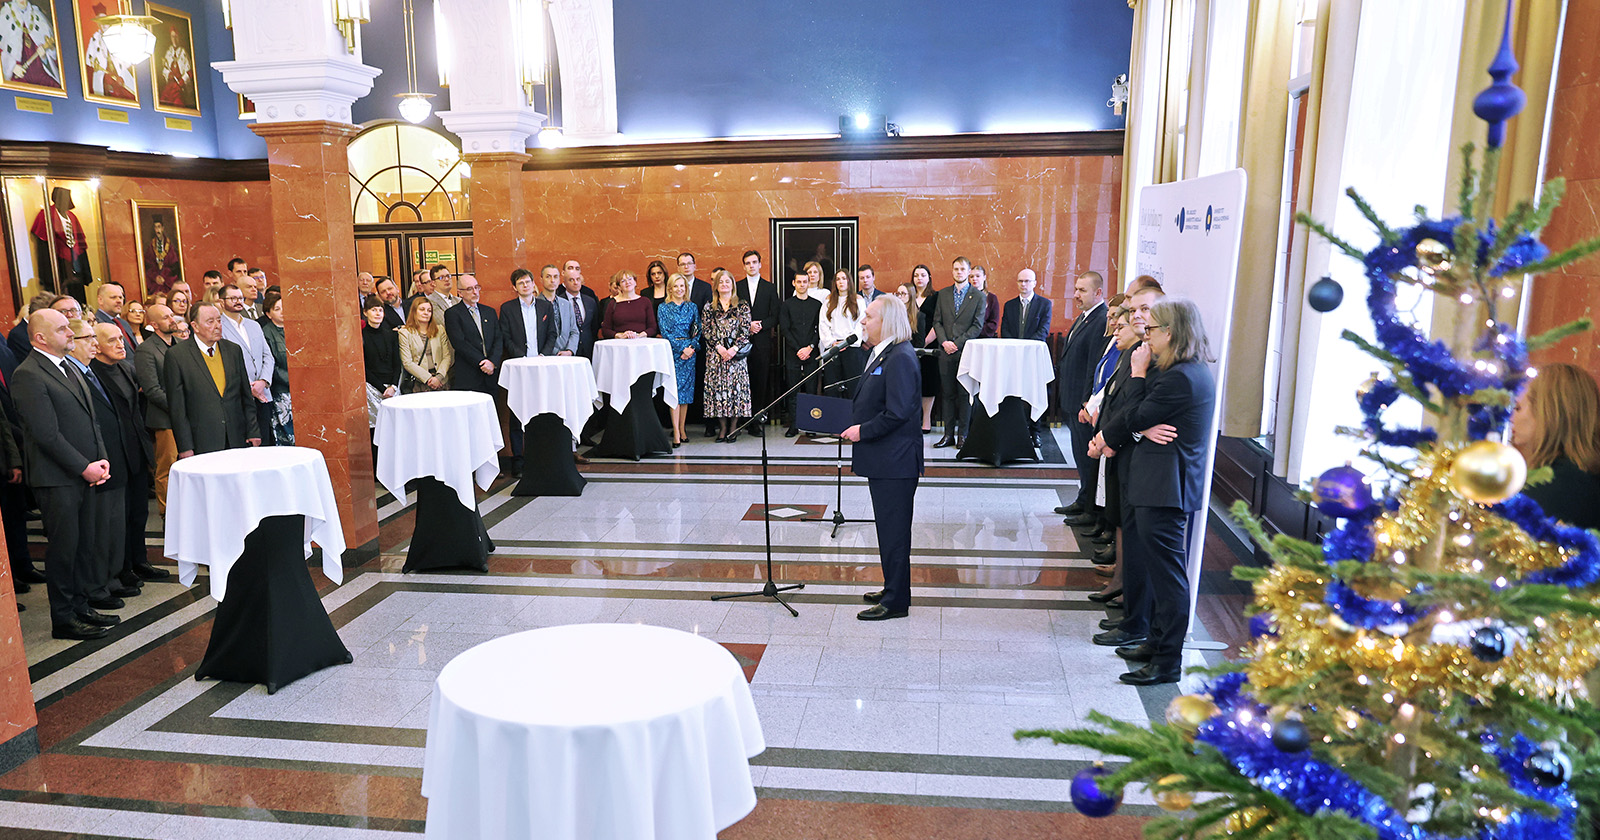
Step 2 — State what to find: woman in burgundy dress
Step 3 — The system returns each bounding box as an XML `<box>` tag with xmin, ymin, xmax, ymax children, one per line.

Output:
<box><xmin>600</xmin><ymin>269</ymin><xmax>658</xmax><ymax>339</ymax></box>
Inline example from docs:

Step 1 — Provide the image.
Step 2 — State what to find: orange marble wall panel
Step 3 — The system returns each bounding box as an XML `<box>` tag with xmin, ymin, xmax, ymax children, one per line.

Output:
<box><xmin>1532</xmin><ymin>0</ymin><xmax>1600</xmax><ymax>377</ymax></box>
<box><xmin>0</xmin><ymin>228</ymin><xmax>14</xmax><ymax>327</ymax></box>
<box><xmin>522</xmin><ymin>154</ymin><xmax>1122</xmax><ymax>334</ymax></box>
<box><xmin>97</xmin><ymin>177</ymin><xmax>276</xmax><ymax>301</ymax></box>
<box><xmin>0</xmin><ymin>530</ymin><xmax>37</xmax><ymax>756</ymax></box>
<box><xmin>466</xmin><ymin>156</ymin><xmax>530</xmax><ymax>311</ymax></box>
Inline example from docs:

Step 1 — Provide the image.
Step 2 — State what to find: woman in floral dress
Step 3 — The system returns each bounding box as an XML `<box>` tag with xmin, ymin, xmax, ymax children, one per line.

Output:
<box><xmin>701</xmin><ymin>268</ymin><xmax>752</xmax><ymax>443</ymax></box>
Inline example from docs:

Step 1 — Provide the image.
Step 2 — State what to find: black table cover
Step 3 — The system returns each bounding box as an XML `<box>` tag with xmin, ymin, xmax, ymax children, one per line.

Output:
<box><xmin>513</xmin><ymin>413</ymin><xmax>587</xmax><ymax>496</ymax></box>
<box><xmin>195</xmin><ymin>514</ymin><xmax>352</xmax><ymax>694</ymax></box>
<box><xmin>957</xmin><ymin>395</ymin><xmax>1040</xmax><ymax>466</ymax></box>
<box><xmin>586</xmin><ymin>372</ymin><xmax>672</xmax><ymax>461</ymax></box>
<box><xmin>403</xmin><ymin>477</ymin><xmax>493</xmax><ymax>573</ymax></box>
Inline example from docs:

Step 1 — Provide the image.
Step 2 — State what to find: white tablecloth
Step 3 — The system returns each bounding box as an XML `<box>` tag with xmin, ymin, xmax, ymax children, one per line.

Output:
<box><xmin>164</xmin><ymin>446</ymin><xmax>345</xmax><ymax>602</ymax></box>
<box><xmin>499</xmin><ymin>356</ymin><xmax>602</xmax><ymax>440</ymax></box>
<box><xmin>957</xmin><ymin>338</ymin><xmax>1056</xmax><ymax>421</ymax></box>
<box><xmin>591</xmin><ymin>338</ymin><xmax>677</xmax><ymax>412</ymax></box>
<box><xmin>422</xmin><ymin>624</ymin><xmax>764</xmax><ymax>840</ymax></box>
<box><xmin>375</xmin><ymin>392</ymin><xmax>504</xmax><ymax>510</ymax></box>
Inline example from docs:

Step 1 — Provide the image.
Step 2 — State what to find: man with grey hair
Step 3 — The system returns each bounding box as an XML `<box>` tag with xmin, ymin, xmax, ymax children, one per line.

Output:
<box><xmin>165</xmin><ymin>300</ymin><xmax>260</xmax><ymax>457</ymax></box>
<box><xmin>91</xmin><ymin>322</ymin><xmax>156</xmax><ymax>593</ymax></box>
<box><xmin>356</xmin><ymin>271</ymin><xmax>376</xmax><ymax>311</ymax></box>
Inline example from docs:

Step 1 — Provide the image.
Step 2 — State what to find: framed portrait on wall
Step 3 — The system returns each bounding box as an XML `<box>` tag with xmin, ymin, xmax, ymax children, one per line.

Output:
<box><xmin>71</xmin><ymin>0</ymin><xmax>139</xmax><ymax>107</ymax></box>
<box><xmin>147</xmin><ymin>2</ymin><xmax>198</xmax><ymax>116</ymax></box>
<box><xmin>0</xmin><ymin>0</ymin><xmax>68</xmax><ymax>97</ymax></box>
<box><xmin>1</xmin><ymin>177</ymin><xmax>110</xmax><ymax>306</ymax></box>
<box><xmin>238</xmin><ymin>93</ymin><xmax>256</xmax><ymax>120</ymax></box>
<box><xmin>131</xmin><ymin>200</ymin><xmax>181</xmax><ymax>299</ymax></box>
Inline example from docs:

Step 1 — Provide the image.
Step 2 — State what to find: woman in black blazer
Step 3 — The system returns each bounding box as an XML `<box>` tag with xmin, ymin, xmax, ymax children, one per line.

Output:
<box><xmin>1510</xmin><ymin>362</ymin><xmax>1600</xmax><ymax>530</ymax></box>
<box><xmin>1096</xmin><ymin>298</ymin><xmax>1215</xmax><ymax>686</ymax></box>
<box><xmin>842</xmin><ymin>296</ymin><xmax>923</xmax><ymax>621</ymax></box>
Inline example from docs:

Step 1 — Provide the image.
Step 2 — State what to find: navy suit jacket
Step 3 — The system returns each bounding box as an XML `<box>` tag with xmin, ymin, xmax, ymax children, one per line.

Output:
<box><xmin>1102</xmin><ymin>359</ymin><xmax>1216</xmax><ymax>512</ymax></box>
<box><xmin>498</xmin><ymin>297</ymin><xmax>557</xmax><ymax>360</ymax></box>
<box><xmin>1000</xmin><ymin>296</ymin><xmax>1052</xmax><ymax>342</ymax></box>
<box><xmin>849</xmin><ymin>340</ymin><xmax>923</xmax><ymax>480</ymax></box>
<box><xmin>443</xmin><ymin>301</ymin><xmax>502</xmax><ymax>394</ymax></box>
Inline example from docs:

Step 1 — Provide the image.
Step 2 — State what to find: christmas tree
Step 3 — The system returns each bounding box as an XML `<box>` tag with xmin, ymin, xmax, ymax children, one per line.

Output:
<box><xmin>1018</xmin><ymin>12</ymin><xmax>1600</xmax><ymax>840</ymax></box>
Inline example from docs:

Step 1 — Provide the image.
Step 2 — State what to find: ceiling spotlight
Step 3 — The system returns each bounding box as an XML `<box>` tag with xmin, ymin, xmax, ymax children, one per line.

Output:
<box><xmin>840</xmin><ymin>113</ymin><xmax>888</xmax><ymax>139</ymax></box>
<box><xmin>853</xmin><ymin>112</ymin><xmax>870</xmax><ymax>129</ymax></box>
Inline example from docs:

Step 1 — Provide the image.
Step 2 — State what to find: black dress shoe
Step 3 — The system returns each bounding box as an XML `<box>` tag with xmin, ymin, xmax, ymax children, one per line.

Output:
<box><xmin>785</xmin><ymin>428</ymin><xmax>800</xmax><ymax>438</ymax></box>
<box><xmin>1091</xmin><ymin>532</ymin><xmax>1115</xmax><ymax>546</ymax></box>
<box><xmin>1030</xmin><ymin>433</ymin><xmax>1041</xmax><ymax>449</ymax></box>
<box><xmin>12</xmin><ymin>581</ymin><xmax>28</xmax><ymax>595</ymax></box>
<box><xmin>672</xmin><ymin>441</ymin><xmax>681</xmax><ymax>449</ymax></box>
<box><xmin>1120</xmin><ymin>663</ymin><xmax>1182</xmax><ymax>685</ymax></box>
<box><xmin>863</xmin><ymin>589</ymin><xmax>885</xmax><ymax>604</ymax></box>
<box><xmin>921</xmin><ymin>427</ymin><xmax>933</xmax><ymax>434</ymax></box>
<box><xmin>1087</xmin><ymin>587</ymin><xmax>1122</xmax><ymax>603</ymax></box>
<box><xmin>952</xmin><ymin>436</ymin><xmax>964</xmax><ymax>448</ymax></box>
<box><xmin>1054</xmin><ymin>502</ymin><xmax>1086</xmax><ymax>516</ymax></box>
<box><xmin>110</xmin><ymin>585</ymin><xmax>140</xmax><ymax>598</ymax></box>
<box><xmin>1105</xmin><ymin>597</ymin><xmax>1124</xmax><ymax>609</ymax></box>
<box><xmin>726</xmin><ymin>432</ymin><xmax>740</xmax><ymax>444</ymax></box>
<box><xmin>857</xmin><ymin>604</ymin><xmax>909</xmax><ymax>621</ymax></box>
<box><xmin>1116</xmin><ymin>644</ymin><xmax>1155</xmax><ymax>662</ymax></box>
<box><xmin>78</xmin><ymin>609</ymin><xmax>120</xmax><ymax>627</ymax></box>
<box><xmin>932</xmin><ymin>436</ymin><xmax>956</xmax><ymax>448</ymax></box>
<box><xmin>1065</xmin><ymin>512</ymin><xmax>1099</xmax><ymax>528</ymax></box>
<box><xmin>1098</xmin><ymin>617</ymin><xmax>1122</xmax><ymax>631</ymax></box>
<box><xmin>1092</xmin><ymin>545</ymin><xmax>1116</xmax><ymax>566</ymax></box>
<box><xmin>88</xmin><ymin>596</ymin><xmax>125</xmax><ymax>610</ymax></box>
<box><xmin>52</xmin><ymin>620</ymin><xmax>109</xmax><ymax>640</ymax></box>
<box><xmin>749</xmin><ymin>424</ymin><xmax>765</xmax><ymax>437</ymax></box>
<box><xmin>132</xmin><ymin>562</ymin><xmax>171</xmax><ymax>581</ymax></box>
<box><xmin>14</xmin><ymin>566</ymin><xmax>46</xmax><ymax>584</ymax></box>
<box><xmin>1093</xmin><ymin>628</ymin><xmax>1146</xmax><ymax>647</ymax></box>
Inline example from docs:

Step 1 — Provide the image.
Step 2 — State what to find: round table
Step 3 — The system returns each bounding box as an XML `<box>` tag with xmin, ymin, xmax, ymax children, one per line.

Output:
<box><xmin>589</xmin><ymin>338</ymin><xmax>676</xmax><ymax>460</ymax></box>
<box><xmin>499</xmin><ymin>357</ymin><xmax>601</xmax><ymax>496</ymax></box>
<box><xmin>164</xmin><ymin>446</ymin><xmax>351</xmax><ymax>692</ymax></box>
<box><xmin>956</xmin><ymin>338</ymin><xmax>1055</xmax><ymax>465</ymax></box>
<box><xmin>422</xmin><ymin>624</ymin><xmax>765</xmax><ymax>840</ymax></box>
<box><xmin>376</xmin><ymin>392</ymin><xmax>503</xmax><ymax>572</ymax></box>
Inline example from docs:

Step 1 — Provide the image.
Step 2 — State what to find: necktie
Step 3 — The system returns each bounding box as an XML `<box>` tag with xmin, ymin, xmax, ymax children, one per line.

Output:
<box><xmin>83</xmin><ymin>366</ymin><xmax>110</xmax><ymax>404</ymax></box>
<box><xmin>572</xmin><ymin>296</ymin><xmax>584</xmax><ymax>329</ymax></box>
<box><xmin>60</xmin><ymin>360</ymin><xmax>90</xmax><ymax>406</ymax></box>
<box><xmin>471</xmin><ymin>305</ymin><xmax>485</xmax><ymax>347</ymax></box>
<box><xmin>1019</xmin><ymin>298</ymin><xmax>1029</xmax><ymax>333</ymax></box>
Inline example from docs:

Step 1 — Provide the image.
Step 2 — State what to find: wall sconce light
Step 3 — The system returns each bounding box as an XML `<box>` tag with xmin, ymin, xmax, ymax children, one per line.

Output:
<box><xmin>220</xmin><ymin>0</ymin><xmax>231</xmax><ymax>28</ymax></box>
<box><xmin>95</xmin><ymin>0</ymin><xmax>159</xmax><ymax>66</ymax></box>
<box><xmin>332</xmin><ymin>0</ymin><xmax>370</xmax><ymax>54</ymax></box>
<box><xmin>1107</xmin><ymin>73</ymin><xmax>1129</xmax><ymax>116</ymax></box>
<box><xmin>519</xmin><ymin>0</ymin><xmax>547</xmax><ymax>106</ymax></box>
<box><xmin>839</xmin><ymin>112</ymin><xmax>888</xmax><ymax>139</ymax></box>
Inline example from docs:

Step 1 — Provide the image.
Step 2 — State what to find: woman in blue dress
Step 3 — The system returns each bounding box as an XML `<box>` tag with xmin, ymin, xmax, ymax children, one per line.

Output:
<box><xmin>657</xmin><ymin>272</ymin><xmax>700</xmax><ymax>447</ymax></box>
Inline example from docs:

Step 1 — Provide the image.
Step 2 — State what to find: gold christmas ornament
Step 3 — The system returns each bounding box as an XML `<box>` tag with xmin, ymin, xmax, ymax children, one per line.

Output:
<box><xmin>1165</xmin><ymin>694</ymin><xmax>1219</xmax><ymax>737</ymax></box>
<box><xmin>1415</xmin><ymin>238</ymin><xmax>1452</xmax><ymax>274</ymax></box>
<box><xmin>1448</xmin><ymin>441</ymin><xmax>1527</xmax><ymax>504</ymax></box>
<box><xmin>1356</xmin><ymin>372</ymin><xmax>1382</xmax><ymax>401</ymax></box>
<box><xmin>1224</xmin><ymin>806</ymin><xmax>1269</xmax><ymax>833</ymax></box>
<box><xmin>1153</xmin><ymin>774</ymin><xmax>1194</xmax><ymax>811</ymax></box>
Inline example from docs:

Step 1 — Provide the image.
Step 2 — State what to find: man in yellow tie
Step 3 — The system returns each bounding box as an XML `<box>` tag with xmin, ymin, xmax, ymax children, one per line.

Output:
<box><xmin>163</xmin><ymin>301</ymin><xmax>261</xmax><ymax>458</ymax></box>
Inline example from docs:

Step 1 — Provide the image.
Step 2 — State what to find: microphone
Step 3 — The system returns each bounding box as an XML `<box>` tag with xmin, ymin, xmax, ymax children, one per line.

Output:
<box><xmin>820</xmin><ymin>334</ymin><xmax>859</xmax><ymax>362</ymax></box>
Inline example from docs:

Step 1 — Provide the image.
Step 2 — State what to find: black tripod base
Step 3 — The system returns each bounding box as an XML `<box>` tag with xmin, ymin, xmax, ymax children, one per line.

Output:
<box><xmin>801</xmin><ymin>509</ymin><xmax>877</xmax><ymax>538</ymax></box>
<box><xmin>712</xmin><ymin>580</ymin><xmax>806</xmax><ymax>617</ymax></box>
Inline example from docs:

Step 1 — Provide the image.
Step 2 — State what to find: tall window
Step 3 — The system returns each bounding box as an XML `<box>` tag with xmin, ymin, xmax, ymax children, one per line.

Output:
<box><xmin>347</xmin><ymin>122</ymin><xmax>471</xmax><ymax>224</ymax></box>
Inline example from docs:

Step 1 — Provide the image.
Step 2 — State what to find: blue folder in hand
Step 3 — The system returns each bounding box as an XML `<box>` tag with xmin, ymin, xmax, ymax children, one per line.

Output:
<box><xmin>796</xmin><ymin>394</ymin><xmax>852</xmax><ymax>436</ymax></box>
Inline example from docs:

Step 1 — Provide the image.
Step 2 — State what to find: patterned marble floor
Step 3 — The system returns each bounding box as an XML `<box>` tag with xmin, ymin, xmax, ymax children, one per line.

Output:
<box><xmin>0</xmin><ymin>427</ymin><xmax>1245</xmax><ymax>839</ymax></box>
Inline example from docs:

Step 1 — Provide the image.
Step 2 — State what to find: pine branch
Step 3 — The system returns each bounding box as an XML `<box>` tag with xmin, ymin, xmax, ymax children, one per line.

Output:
<box><xmin>1528</xmin><ymin>177</ymin><xmax>1568</xmax><ymax>233</ymax></box>
<box><xmin>1346</xmin><ymin>187</ymin><xmax>1400</xmax><ymax>245</ymax></box>
<box><xmin>1457</xmin><ymin>142</ymin><xmax>1480</xmax><ymax>216</ymax></box>
<box><xmin>1515</xmin><ymin>237</ymin><xmax>1600</xmax><ymax>276</ymax></box>
<box><xmin>1525</xmin><ymin>317</ymin><xmax>1592</xmax><ymax>352</ymax></box>
<box><xmin>1524</xmin><ymin>465</ymin><xmax>1554</xmax><ymax>487</ymax></box>
<box><xmin>1296</xmin><ymin>211</ymin><xmax>1367</xmax><ymax>259</ymax></box>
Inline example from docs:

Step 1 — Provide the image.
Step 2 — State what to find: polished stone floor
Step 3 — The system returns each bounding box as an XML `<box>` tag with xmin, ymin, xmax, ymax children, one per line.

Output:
<box><xmin>0</xmin><ymin>426</ymin><xmax>1246</xmax><ymax>839</ymax></box>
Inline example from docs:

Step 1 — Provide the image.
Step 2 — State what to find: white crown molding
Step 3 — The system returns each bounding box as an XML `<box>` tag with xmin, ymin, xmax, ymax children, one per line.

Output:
<box><xmin>213</xmin><ymin>57</ymin><xmax>381</xmax><ymax>125</ymax></box>
<box><xmin>439</xmin><ymin>108</ymin><xmax>547</xmax><ymax>154</ymax></box>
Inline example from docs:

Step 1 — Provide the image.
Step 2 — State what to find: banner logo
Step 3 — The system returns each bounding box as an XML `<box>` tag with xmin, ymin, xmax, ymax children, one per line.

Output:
<box><xmin>1174</xmin><ymin>208</ymin><xmax>1186</xmax><ymax>233</ymax></box>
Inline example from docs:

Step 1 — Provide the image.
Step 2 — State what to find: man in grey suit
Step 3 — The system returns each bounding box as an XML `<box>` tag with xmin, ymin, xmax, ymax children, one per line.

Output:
<box><xmin>538</xmin><ymin>265</ymin><xmax>579</xmax><ymax>356</ymax></box>
<box><xmin>165</xmin><ymin>302</ymin><xmax>261</xmax><ymax>458</ymax></box>
<box><xmin>11</xmin><ymin>309</ymin><xmax>115</xmax><ymax>639</ymax></box>
<box><xmin>135</xmin><ymin>304</ymin><xmax>180</xmax><ymax>519</ymax></box>
<box><xmin>220</xmin><ymin>284</ymin><xmax>276</xmax><ymax>445</ymax></box>
<box><xmin>931</xmin><ymin>256</ymin><xmax>986</xmax><ymax>448</ymax></box>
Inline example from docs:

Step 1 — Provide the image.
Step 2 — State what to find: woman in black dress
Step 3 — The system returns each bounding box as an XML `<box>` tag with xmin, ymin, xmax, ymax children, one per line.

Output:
<box><xmin>644</xmin><ymin>259</ymin><xmax>670</xmax><ymax>310</ymax></box>
<box><xmin>361</xmin><ymin>295</ymin><xmax>400</xmax><ymax>430</ymax></box>
<box><xmin>1510</xmin><ymin>362</ymin><xmax>1600</xmax><ymax>530</ymax></box>
<box><xmin>910</xmin><ymin>264</ymin><xmax>938</xmax><ymax>433</ymax></box>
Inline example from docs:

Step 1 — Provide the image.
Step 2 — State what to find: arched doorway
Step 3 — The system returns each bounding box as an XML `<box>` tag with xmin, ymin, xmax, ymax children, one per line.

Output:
<box><xmin>348</xmin><ymin>122</ymin><xmax>473</xmax><ymax>294</ymax></box>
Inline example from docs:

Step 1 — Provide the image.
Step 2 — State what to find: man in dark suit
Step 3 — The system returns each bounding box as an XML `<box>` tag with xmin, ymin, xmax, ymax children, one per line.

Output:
<box><xmin>68</xmin><ymin>319</ymin><xmax>137</xmax><ymax>612</ymax></box>
<box><xmin>0</xmin><ymin>329</ymin><xmax>44</xmax><ymax>593</ymax></box>
<box><xmin>1000</xmin><ymin>268</ymin><xmax>1054</xmax><ymax>447</ymax></box>
<box><xmin>376</xmin><ymin>277</ymin><xmax>406</xmax><ymax>330</ymax></box>
<box><xmin>91</xmin><ymin>323</ymin><xmax>157</xmax><ymax>592</ymax></box>
<box><xmin>499</xmin><ymin>269</ymin><xmax>556</xmax><ymax>473</ymax></box>
<box><xmin>779</xmin><ymin>270</ymin><xmax>823</xmax><ymax>437</ymax></box>
<box><xmin>842</xmin><ymin>297</ymin><xmax>923</xmax><ymax>621</ymax></box>
<box><xmin>559</xmin><ymin>260</ymin><xmax>601</xmax><ymax>358</ymax></box>
<box><xmin>856</xmin><ymin>265</ymin><xmax>886</xmax><ymax>302</ymax></box>
<box><xmin>1058</xmin><ymin>271</ymin><xmax>1109</xmax><ymax>524</ymax></box>
<box><xmin>931</xmin><ymin>256</ymin><xmax>986</xmax><ymax>448</ymax></box>
<box><xmin>444</xmin><ymin>274</ymin><xmax>502</xmax><ymax>395</ymax></box>
<box><xmin>135</xmin><ymin>303</ymin><xmax>180</xmax><ymax>521</ymax></box>
<box><xmin>12</xmin><ymin>309</ymin><xmax>115</xmax><ymax>639</ymax></box>
<box><xmin>165</xmin><ymin>301</ymin><xmax>262</xmax><ymax>458</ymax></box>
<box><xmin>737</xmin><ymin>250</ymin><xmax>780</xmax><ymax>429</ymax></box>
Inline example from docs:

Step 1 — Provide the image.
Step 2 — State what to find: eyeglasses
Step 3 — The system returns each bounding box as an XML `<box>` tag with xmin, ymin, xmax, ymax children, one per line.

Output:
<box><xmin>73</xmin><ymin>334</ymin><xmax>94</xmax><ymax>341</ymax></box>
<box><xmin>1149</xmin><ymin>323</ymin><xmax>1170</xmax><ymax>332</ymax></box>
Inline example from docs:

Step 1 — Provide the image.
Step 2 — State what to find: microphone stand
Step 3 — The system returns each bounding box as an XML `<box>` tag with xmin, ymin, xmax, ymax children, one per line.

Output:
<box><xmin>800</xmin><ymin>373</ymin><xmax>876</xmax><ymax>538</ymax></box>
<box><xmin>710</xmin><ymin>345</ymin><xmax>849</xmax><ymax>616</ymax></box>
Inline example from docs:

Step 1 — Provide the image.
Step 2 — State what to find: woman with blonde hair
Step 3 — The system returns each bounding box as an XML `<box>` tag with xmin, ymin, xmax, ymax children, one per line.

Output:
<box><xmin>701</xmin><ymin>268</ymin><xmax>752</xmax><ymax>442</ymax></box>
<box><xmin>397</xmin><ymin>297</ymin><xmax>454</xmax><ymax>392</ymax></box>
<box><xmin>1510</xmin><ymin>362</ymin><xmax>1600</xmax><ymax>529</ymax></box>
<box><xmin>657</xmin><ymin>273</ymin><xmax>701</xmax><ymax>446</ymax></box>
<box><xmin>600</xmin><ymin>269</ymin><xmax>657</xmax><ymax>339</ymax></box>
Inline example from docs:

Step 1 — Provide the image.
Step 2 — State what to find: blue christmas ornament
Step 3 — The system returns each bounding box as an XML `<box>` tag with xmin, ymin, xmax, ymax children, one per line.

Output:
<box><xmin>1527</xmin><ymin>742</ymin><xmax>1573</xmax><ymax>787</ymax></box>
<box><xmin>1271</xmin><ymin>715</ymin><xmax>1310</xmax><ymax>753</ymax></box>
<box><xmin>1307</xmin><ymin>276</ymin><xmax>1344</xmax><ymax>312</ymax></box>
<box><xmin>1472</xmin><ymin>1</ymin><xmax>1526</xmax><ymax>149</ymax></box>
<box><xmin>1069</xmin><ymin>764</ymin><xmax>1122</xmax><ymax>817</ymax></box>
<box><xmin>1312</xmin><ymin>464</ymin><xmax>1374</xmax><ymax>518</ymax></box>
<box><xmin>1249</xmin><ymin>613</ymin><xmax>1276</xmax><ymax>639</ymax></box>
<box><xmin>1470</xmin><ymin>626</ymin><xmax>1508</xmax><ymax>663</ymax></box>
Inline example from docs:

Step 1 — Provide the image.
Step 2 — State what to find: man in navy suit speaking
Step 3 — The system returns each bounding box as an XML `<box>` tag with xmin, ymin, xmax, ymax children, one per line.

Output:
<box><xmin>840</xmin><ymin>297</ymin><xmax>923</xmax><ymax>621</ymax></box>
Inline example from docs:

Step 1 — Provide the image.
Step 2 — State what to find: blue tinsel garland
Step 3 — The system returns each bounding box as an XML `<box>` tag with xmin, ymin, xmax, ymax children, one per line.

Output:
<box><xmin>1195</xmin><ymin>675</ymin><xmax>1574</xmax><ymax>840</ymax></box>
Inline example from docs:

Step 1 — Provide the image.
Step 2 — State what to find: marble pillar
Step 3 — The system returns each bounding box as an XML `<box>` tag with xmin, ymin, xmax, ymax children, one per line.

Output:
<box><xmin>251</xmin><ymin>120</ymin><xmax>378</xmax><ymax>551</ymax></box>
<box><xmin>0</xmin><ymin>534</ymin><xmax>38</xmax><ymax>773</ymax></box>
<box><xmin>464</xmin><ymin>152</ymin><xmax>531</xmax><ymax>310</ymax></box>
